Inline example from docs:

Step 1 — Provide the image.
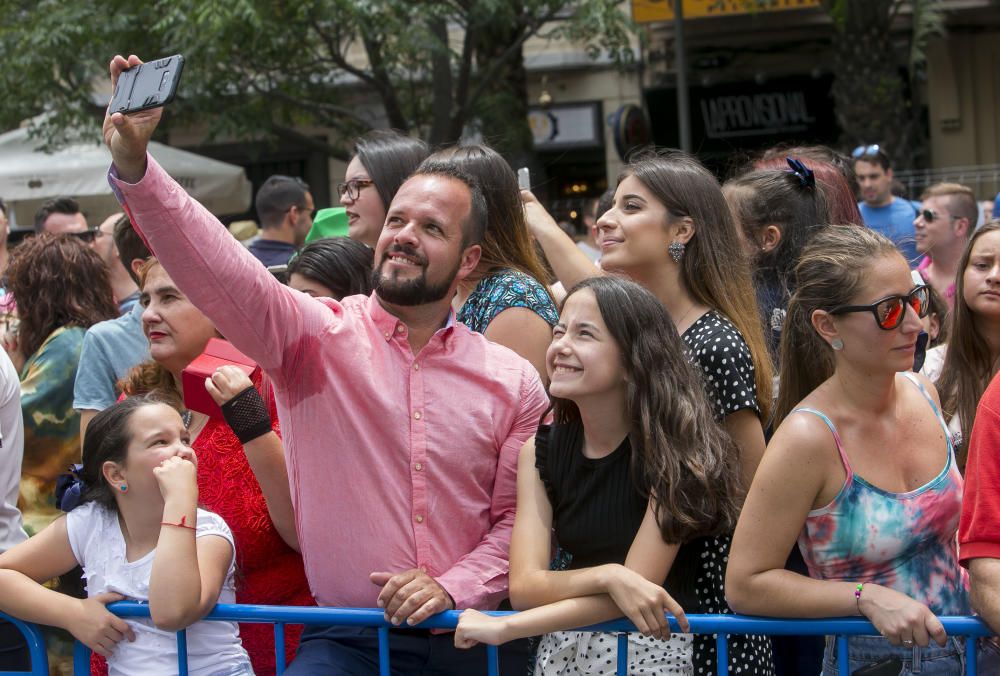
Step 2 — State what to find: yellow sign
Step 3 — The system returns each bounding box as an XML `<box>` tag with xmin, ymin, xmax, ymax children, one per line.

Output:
<box><xmin>632</xmin><ymin>0</ymin><xmax>821</xmax><ymax>24</ymax></box>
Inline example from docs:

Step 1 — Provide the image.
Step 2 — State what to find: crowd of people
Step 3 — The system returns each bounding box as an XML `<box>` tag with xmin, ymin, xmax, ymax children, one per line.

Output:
<box><xmin>1</xmin><ymin>53</ymin><xmax>1000</xmax><ymax>676</ymax></box>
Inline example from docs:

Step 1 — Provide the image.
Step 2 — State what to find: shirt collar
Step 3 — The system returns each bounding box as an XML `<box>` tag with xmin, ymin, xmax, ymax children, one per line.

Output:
<box><xmin>366</xmin><ymin>292</ymin><xmax>455</xmax><ymax>343</ymax></box>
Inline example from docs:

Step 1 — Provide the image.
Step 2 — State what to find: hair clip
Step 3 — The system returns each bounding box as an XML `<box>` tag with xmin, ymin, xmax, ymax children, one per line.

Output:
<box><xmin>786</xmin><ymin>157</ymin><xmax>815</xmax><ymax>189</ymax></box>
<box><xmin>55</xmin><ymin>464</ymin><xmax>86</xmax><ymax>512</ymax></box>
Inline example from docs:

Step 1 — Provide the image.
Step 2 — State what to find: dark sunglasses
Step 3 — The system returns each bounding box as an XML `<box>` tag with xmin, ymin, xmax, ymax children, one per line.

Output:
<box><xmin>830</xmin><ymin>285</ymin><xmax>930</xmax><ymax>330</ymax></box>
<box><xmin>920</xmin><ymin>209</ymin><xmax>955</xmax><ymax>224</ymax></box>
<box><xmin>851</xmin><ymin>144</ymin><xmax>882</xmax><ymax>159</ymax></box>
<box><xmin>71</xmin><ymin>230</ymin><xmax>97</xmax><ymax>243</ymax></box>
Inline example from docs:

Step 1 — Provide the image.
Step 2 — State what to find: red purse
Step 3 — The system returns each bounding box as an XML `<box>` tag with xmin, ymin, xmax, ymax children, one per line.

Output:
<box><xmin>182</xmin><ymin>338</ymin><xmax>259</xmax><ymax>419</ymax></box>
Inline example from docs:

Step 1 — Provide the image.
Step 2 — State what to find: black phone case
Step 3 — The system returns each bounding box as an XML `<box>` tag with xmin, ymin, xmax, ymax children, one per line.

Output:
<box><xmin>109</xmin><ymin>55</ymin><xmax>185</xmax><ymax>114</ymax></box>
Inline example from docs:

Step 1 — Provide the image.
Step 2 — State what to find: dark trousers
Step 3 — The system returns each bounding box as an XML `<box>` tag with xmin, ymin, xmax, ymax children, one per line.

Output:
<box><xmin>284</xmin><ymin>625</ymin><xmax>530</xmax><ymax>676</ymax></box>
<box><xmin>0</xmin><ymin>619</ymin><xmax>30</xmax><ymax>672</ymax></box>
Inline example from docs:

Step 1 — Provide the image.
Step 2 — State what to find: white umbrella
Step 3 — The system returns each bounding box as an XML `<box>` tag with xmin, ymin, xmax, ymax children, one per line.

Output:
<box><xmin>0</xmin><ymin>120</ymin><xmax>251</xmax><ymax>228</ymax></box>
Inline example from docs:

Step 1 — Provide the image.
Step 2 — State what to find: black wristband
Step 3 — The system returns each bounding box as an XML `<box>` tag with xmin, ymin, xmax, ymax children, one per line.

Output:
<box><xmin>220</xmin><ymin>386</ymin><xmax>272</xmax><ymax>444</ymax></box>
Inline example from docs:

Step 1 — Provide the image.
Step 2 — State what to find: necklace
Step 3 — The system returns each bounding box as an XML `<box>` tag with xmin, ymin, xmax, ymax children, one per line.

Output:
<box><xmin>675</xmin><ymin>302</ymin><xmax>699</xmax><ymax>330</ymax></box>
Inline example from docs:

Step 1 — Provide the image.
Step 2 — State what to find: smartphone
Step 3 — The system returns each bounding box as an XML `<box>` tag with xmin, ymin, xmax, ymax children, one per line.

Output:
<box><xmin>517</xmin><ymin>167</ymin><xmax>531</xmax><ymax>191</ymax></box>
<box><xmin>109</xmin><ymin>55</ymin><xmax>185</xmax><ymax>115</ymax></box>
<box><xmin>851</xmin><ymin>658</ymin><xmax>903</xmax><ymax>676</ymax></box>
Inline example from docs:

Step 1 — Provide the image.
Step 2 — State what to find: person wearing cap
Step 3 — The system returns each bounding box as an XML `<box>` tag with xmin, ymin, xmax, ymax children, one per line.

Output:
<box><xmin>853</xmin><ymin>145</ymin><xmax>921</xmax><ymax>265</ymax></box>
<box><xmin>248</xmin><ymin>175</ymin><xmax>315</xmax><ymax>267</ymax></box>
<box><xmin>305</xmin><ymin>206</ymin><xmax>349</xmax><ymax>243</ymax></box>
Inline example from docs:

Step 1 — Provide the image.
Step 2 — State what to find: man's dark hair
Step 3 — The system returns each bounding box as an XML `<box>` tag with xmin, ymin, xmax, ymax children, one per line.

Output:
<box><xmin>411</xmin><ymin>160</ymin><xmax>488</xmax><ymax>247</ymax></box>
<box><xmin>255</xmin><ymin>175</ymin><xmax>310</xmax><ymax>229</ymax></box>
<box><xmin>113</xmin><ymin>214</ymin><xmax>152</xmax><ymax>285</ymax></box>
<box><xmin>34</xmin><ymin>196</ymin><xmax>82</xmax><ymax>233</ymax></box>
<box><xmin>854</xmin><ymin>148</ymin><xmax>892</xmax><ymax>172</ymax></box>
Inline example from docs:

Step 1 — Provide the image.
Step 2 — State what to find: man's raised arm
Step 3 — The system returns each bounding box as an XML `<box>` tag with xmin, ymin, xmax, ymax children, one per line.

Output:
<box><xmin>102</xmin><ymin>55</ymin><xmax>331</xmax><ymax>374</ymax></box>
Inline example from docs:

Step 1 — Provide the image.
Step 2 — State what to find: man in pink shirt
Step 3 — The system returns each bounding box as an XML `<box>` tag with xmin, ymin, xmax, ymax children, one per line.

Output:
<box><xmin>104</xmin><ymin>55</ymin><xmax>548</xmax><ymax>674</ymax></box>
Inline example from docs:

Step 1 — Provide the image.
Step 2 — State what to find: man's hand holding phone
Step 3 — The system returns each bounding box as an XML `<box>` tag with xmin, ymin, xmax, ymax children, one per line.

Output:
<box><xmin>103</xmin><ymin>55</ymin><xmax>163</xmax><ymax>183</ymax></box>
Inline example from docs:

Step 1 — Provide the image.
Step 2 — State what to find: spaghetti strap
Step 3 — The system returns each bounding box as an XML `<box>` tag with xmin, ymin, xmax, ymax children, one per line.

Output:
<box><xmin>792</xmin><ymin>407</ymin><xmax>853</xmax><ymax>475</ymax></box>
<box><xmin>900</xmin><ymin>371</ymin><xmax>955</xmax><ymax>450</ymax></box>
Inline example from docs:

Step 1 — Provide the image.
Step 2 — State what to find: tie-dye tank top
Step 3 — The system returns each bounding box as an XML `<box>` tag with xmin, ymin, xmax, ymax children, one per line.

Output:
<box><xmin>794</xmin><ymin>372</ymin><xmax>970</xmax><ymax>616</ymax></box>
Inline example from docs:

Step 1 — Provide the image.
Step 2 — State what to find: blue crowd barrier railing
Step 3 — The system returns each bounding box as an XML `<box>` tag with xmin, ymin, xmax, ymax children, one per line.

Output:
<box><xmin>65</xmin><ymin>603</ymin><xmax>994</xmax><ymax>676</ymax></box>
<box><xmin>0</xmin><ymin>611</ymin><xmax>49</xmax><ymax>676</ymax></box>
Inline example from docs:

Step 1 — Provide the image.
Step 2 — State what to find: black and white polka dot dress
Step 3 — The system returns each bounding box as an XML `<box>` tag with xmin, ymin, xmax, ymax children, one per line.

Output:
<box><xmin>681</xmin><ymin>311</ymin><xmax>775</xmax><ymax>676</ymax></box>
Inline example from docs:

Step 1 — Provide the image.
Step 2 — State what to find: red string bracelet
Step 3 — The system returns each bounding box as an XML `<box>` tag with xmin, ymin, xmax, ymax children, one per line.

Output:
<box><xmin>160</xmin><ymin>515</ymin><xmax>197</xmax><ymax>531</ymax></box>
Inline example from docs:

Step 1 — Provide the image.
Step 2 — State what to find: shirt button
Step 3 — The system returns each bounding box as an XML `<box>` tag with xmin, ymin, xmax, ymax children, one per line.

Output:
<box><xmin>413</xmin><ymin>411</ymin><xmax>422</xmax><ymax>420</ymax></box>
<box><xmin>383</xmin><ymin>331</ymin><xmax>390</xmax><ymax>339</ymax></box>
<box><xmin>413</xmin><ymin>363</ymin><xmax>420</xmax><ymax>371</ymax></box>
<box><xmin>396</xmin><ymin>325</ymin><xmax>406</xmax><ymax>333</ymax></box>
<box><xmin>415</xmin><ymin>515</ymin><xmax>424</xmax><ymax>523</ymax></box>
<box><xmin>414</xmin><ymin>462</ymin><xmax>423</xmax><ymax>471</ymax></box>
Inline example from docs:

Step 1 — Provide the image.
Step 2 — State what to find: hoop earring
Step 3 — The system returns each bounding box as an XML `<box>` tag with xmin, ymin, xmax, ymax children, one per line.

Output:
<box><xmin>831</xmin><ymin>338</ymin><xmax>844</xmax><ymax>351</ymax></box>
<box><xmin>668</xmin><ymin>241</ymin><xmax>685</xmax><ymax>263</ymax></box>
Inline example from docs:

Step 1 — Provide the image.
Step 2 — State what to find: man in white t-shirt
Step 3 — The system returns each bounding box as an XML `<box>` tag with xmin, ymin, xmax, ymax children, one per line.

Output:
<box><xmin>0</xmin><ymin>350</ymin><xmax>28</xmax><ymax>669</ymax></box>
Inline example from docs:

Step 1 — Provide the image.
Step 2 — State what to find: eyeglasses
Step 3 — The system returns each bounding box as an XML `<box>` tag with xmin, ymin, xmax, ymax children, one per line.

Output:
<box><xmin>830</xmin><ymin>285</ymin><xmax>930</xmax><ymax>330</ymax></box>
<box><xmin>337</xmin><ymin>178</ymin><xmax>374</xmax><ymax>201</ymax></box>
<box><xmin>72</xmin><ymin>230</ymin><xmax>97</xmax><ymax>243</ymax></box>
<box><xmin>852</xmin><ymin>144</ymin><xmax>882</xmax><ymax>159</ymax></box>
<box><xmin>920</xmin><ymin>209</ymin><xmax>956</xmax><ymax>223</ymax></box>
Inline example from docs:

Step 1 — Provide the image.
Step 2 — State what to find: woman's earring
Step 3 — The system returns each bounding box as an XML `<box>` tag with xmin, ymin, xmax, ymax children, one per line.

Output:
<box><xmin>668</xmin><ymin>241</ymin><xmax>685</xmax><ymax>263</ymax></box>
<box><xmin>119</xmin><ymin>483</ymin><xmax>128</xmax><ymax>493</ymax></box>
<box><xmin>831</xmin><ymin>338</ymin><xmax>844</xmax><ymax>351</ymax></box>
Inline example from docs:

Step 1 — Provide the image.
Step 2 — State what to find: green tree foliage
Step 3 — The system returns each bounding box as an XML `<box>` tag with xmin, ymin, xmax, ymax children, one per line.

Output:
<box><xmin>820</xmin><ymin>0</ymin><xmax>945</xmax><ymax>169</ymax></box>
<box><xmin>0</xmin><ymin>0</ymin><xmax>634</xmax><ymax>159</ymax></box>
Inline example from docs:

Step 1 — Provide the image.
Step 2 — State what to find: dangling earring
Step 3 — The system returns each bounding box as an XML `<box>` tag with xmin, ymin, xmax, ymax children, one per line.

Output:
<box><xmin>831</xmin><ymin>338</ymin><xmax>844</xmax><ymax>351</ymax></box>
<box><xmin>668</xmin><ymin>241</ymin><xmax>685</xmax><ymax>263</ymax></box>
<box><xmin>119</xmin><ymin>483</ymin><xmax>128</xmax><ymax>493</ymax></box>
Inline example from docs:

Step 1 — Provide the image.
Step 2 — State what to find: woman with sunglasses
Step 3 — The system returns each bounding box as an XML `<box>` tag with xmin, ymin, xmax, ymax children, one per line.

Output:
<box><xmin>937</xmin><ymin>222</ymin><xmax>1000</xmax><ymax>470</ymax></box>
<box><xmin>726</xmin><ymin>225</ymin><xmax>998</xmax><ymax>674</ymax></box>
<box><xmin>339</xmin><ymin>130</ymin><xmax>429</xmax><ymax>248</ymax></box>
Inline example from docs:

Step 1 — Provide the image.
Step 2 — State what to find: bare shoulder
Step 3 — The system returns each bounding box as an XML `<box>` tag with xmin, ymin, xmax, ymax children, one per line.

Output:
<box><xmin>904</xmin><ymin>371</ymin><xmax>943</xmax><ymax>408</ymax></box>
<box><xmin>767</xmin><ymin>407</ymin><xmax>841</xmax><ymax>470</ymax></box>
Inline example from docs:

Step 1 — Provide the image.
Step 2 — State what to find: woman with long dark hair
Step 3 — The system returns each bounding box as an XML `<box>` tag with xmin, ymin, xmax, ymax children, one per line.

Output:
<box><xmin>936</xmin><ymin>222</ymin><xmax>1000</xmax><ymax>467</ymax></box>
<box><xmin>454</xmin><ymin>277</ymin><xmax>744</xmax><ymax>674</ymax></box>
<box><xmin>339</xmin><ymin>130</ymin><xmax>429</xmax><ymax>248</ymax></box>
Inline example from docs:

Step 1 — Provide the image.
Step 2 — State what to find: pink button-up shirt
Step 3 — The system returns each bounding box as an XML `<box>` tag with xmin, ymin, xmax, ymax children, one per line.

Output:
<box><xmin>112</xmin><ymin>156</ymin><xmax>548</xmax><ymax>610</ymax></box>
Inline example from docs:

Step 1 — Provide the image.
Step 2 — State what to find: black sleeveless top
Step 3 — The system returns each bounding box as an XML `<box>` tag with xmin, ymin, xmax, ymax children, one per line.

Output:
<box><xmin>534</xmin><ymin>421</ymin><xmax>701</xmax><ymax>612</ymax></box>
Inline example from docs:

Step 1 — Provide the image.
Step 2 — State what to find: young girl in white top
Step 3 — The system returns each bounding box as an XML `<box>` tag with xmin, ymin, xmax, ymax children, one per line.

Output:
<box><xmin>0</xmin><ymin>396</ymin><xmax>253</xmax><ymax>676</ymax></box>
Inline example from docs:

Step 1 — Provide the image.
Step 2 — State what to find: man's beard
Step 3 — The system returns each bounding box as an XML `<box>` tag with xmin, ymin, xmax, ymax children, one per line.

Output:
<box><xmin>372</xmin><ymin>244</ymin><xmax>459</xmax><ymax>306</ymax></box>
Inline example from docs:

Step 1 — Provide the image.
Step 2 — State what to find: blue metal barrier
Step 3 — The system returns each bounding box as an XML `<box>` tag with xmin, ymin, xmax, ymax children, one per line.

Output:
<box><xmin>69</xmin><ymin>603</ymin><xmax>995</xmax><ymax>676</ymax></box>
<box><xmin>0</xmin><ymin>612</ymin><xmax>49</xmax><ymax>676</ymax></box>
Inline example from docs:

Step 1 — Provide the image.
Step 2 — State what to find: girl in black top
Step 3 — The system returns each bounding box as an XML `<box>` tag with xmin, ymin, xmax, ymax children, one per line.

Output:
<box><xmin>454</xmin><ymin>277</ymin><xmax>743</xmax><ymax>675</ymax></box>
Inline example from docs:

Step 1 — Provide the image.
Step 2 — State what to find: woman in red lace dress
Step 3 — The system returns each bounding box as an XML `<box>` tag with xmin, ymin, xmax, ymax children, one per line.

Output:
<box><xmin>113</xmin><ymin>259</ymin><xmax>314</xmax><ymax>675</ymax></box>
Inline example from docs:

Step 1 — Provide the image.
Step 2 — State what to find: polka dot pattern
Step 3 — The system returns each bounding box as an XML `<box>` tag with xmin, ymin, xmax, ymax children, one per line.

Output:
<box><xmin>535</xmin><ymin>630</ymin><xmax>694</xmax><ymax>674</ymax></box>
<box><xmin>686</xmin><ymin>535</ymin><xmax>774</xmax><ymax>675</ymax></box>
<box><xmin>682</xmin><ymin>311</ymin><xmax>759</xmax><ymax>419</ymax></box>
